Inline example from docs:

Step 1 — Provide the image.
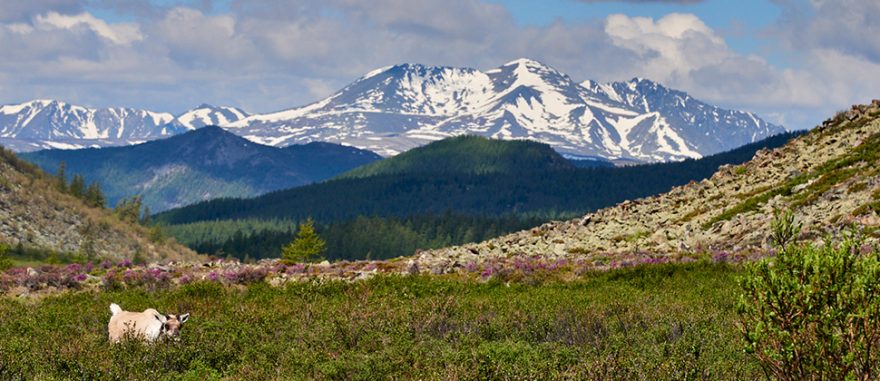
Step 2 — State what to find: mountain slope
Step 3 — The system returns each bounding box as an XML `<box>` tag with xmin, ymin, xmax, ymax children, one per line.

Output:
<box><xmin>417</xmin><ymin>102</ymin><xmax>880</xmax><ymax>270</ymax></box>
<box><xmin>340</xmin><ymin>135</ymin><xmax>576</xmax><ymax>178</ymax></box>
<box><xmin>227</xmin><ymin>58</ymin><xmax>785</xmax><ymax>161</ymax></box>
<box><xmin>155</xmin><ymin>132</ymin><xmax>801</xmax><ymax>226</ymax></box>
<box><xmin>22</xmin><ymin>127</ymin><xmax>381</xmax><ymax>212</ymax></box>
<box><xmin>0</xmin><ymin>147</ymin><xmax>196</xmax><ymax>261</ymax></box>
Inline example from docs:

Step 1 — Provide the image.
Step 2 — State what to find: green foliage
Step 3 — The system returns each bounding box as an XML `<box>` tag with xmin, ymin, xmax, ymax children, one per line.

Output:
<box><xmin>84</xmin><ymin>182</ymin><xmax>106</xmax><ymax>208</ymax></box>
<box><xmin>281</xmin><ymin>218</ymin><xmax>326</xmax><ymax>262</ymax></box>
<box><xmin>68</xmin><ymin>174</ymin><xmax>86</xmax><ymax>199</ymax></box>
<box><xmin>0</xmin><ymin>243</ymin><xmax>11</xmax><ymax>271</ymax></box>
<box><xmin>769</xmin><ymin>209</ymin><xmax>801</xmax><ymax>248</ymax></box>
<box><xmin>341</xmin><ymin>135</ymin><xmax>575</xmax><ymax>178</ymax></box>
<box><xmin>0</xmin><ymin>263</ymin><xmax>759</xmax><ymax>379</ymax></box>
<box><xmin>738</xmin><ymin>215</ymin><xmax>880</xmax><ymax>380</ymax></box>
<box><xmin>158</xmin><ymin>132</ymin><xmax>802</xmax><ymax>225</ymax></box>
<box><xmin>164</xmin><ymin>214</ymin><xmax>543</xmax><ymax>261</ymax></box>
<box><xmin>147</xmin><ymin>226</ymin><xmax>165</xmax><ymax>244</ymax></box>
<box><xmin>114</xmin><ymin>196</ymin><xmax>143</xmax><ymax>224</ymax></box>
<box><xmin>54</xmin><ymin>161</ymin><xmax>67</xmax><ymax>193</ymax></box>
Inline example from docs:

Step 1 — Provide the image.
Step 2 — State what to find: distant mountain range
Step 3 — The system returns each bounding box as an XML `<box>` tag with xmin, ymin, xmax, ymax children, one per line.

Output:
<box><xmin>228</xmin><ymin>59</ymin><xmax>785</xmax><ymax>161</ymax></box>
<box><xmin>0</xmin><ymin>58</ymin><xmax>784</xmax><ymax>162</ymax></box>
<box><xmin>0</xmin><ymin>101</ymin><xmax>248</xmax><ymax>152</ymax></box>
<box><xmin>22</xmin><ymin>127</ymin><xmax>381</xmax><ymax>212</ymax></box>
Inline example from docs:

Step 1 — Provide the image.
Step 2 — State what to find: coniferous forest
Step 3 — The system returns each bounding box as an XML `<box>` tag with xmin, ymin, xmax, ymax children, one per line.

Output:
<box><xmin>158</xmin><ymin>132</ymin><xmax>802</xmax><ymax>261</ymax></box>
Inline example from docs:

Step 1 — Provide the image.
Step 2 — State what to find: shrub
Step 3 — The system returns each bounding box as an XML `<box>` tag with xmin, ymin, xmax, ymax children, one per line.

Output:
<box><xmin>0</xmin><ymin>243</ymin><xmax>11</xmax><ymax>271</ymax></box>
<box><xmin>738</xmin><ymin>213</ymin><xmax>880</xmax><ymax>380</ymax></box>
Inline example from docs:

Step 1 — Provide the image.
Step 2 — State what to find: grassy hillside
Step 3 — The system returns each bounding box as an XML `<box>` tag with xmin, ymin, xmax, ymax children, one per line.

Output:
<box><xmin>157</xmin><ymin>132</ymin><xmax>802</xmax><ymax>226</ymax></box>
<box><xmin>0</xmin><ymin>262</ymin><xmax>757</xmax><ymax>379</ymax></box>
<box><xmin>340</xmin><ymin>135</ymin><xmax>575</xmax><ymax>178</ymax></box>
<box><xmin>0</xmin><ymin>146</ymin><xmax>196</xmax><ymax>262</ymax></box>
<box><xmin>22</xmin><ymin>127</ymin><xmax>381</xmax><ymax>211</ymax></box>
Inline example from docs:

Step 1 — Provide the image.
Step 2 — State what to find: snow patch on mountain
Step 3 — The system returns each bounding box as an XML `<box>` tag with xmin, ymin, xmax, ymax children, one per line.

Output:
<box><xmin>224</xmin><ymin>58</ymin><xmax>784</xmax><ymax>162</ymax></box>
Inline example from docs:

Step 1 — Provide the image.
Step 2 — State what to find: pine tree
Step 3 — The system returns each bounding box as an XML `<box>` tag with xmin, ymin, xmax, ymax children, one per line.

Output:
<box><xmin>69</xmin><ymin>174</ymin><xmax>86</xmax><ymax>199</ymax></box>
<box><xmin>85</xmin><ymin>182</ymin><xmax>106</xmax><ymax>208</ymax></box>
<box><xmin>281</xmin><ymin>218</ymin><xmax>326</xmax><ymax>263</ymax></box>
<box><xmin>141</xmin><ymin>206</ymin><xmax>152</xmax><ymax>226</ymax></box>
<box><xmin>55</xmin><ymin>161</ymin><xmax>67</xmax><ymax>193</ymax></box>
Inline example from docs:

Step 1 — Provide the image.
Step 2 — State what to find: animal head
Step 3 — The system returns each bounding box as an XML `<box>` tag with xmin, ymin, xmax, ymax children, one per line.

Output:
<box><xmin>161</xmin><ymin>313</ymin><xmax>190</xmax><ymax>340</ymax></box>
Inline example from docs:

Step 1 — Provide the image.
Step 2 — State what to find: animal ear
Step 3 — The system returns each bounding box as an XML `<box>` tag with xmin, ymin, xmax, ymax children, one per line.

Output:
<box><xmin>155</xmin><ymin>314</ymin><xmax>166</xmax><ymax>323</ymax></box>
<box><xmin>179</xmin><ymin>313</ymin><xmax>190</xmax><ymax>323</ymax></box>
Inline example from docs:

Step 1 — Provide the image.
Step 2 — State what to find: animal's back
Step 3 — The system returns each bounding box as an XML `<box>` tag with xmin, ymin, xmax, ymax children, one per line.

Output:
<box><xmin>108</xmin><ymin>304</ymin><xmax>163</xmax><ymax>342</ymax></box>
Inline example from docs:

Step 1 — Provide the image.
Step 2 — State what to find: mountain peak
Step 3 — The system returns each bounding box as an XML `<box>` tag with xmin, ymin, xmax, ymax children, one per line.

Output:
<box><xmin>502</xmin><ymin>57</ymin><xmax>547</xmax><ymax>68</ymax></box>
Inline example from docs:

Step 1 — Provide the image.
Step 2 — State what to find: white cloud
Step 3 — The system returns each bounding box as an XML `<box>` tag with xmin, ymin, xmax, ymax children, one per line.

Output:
<box><xmin>34</xmin><ymin>11</ymin><xmax>142</xmax><ymax>45</ymax></box>
<box><xmin>0</xmin><ymin>0</ymin><xmax>875</xmax><ymax>130</ymax></box>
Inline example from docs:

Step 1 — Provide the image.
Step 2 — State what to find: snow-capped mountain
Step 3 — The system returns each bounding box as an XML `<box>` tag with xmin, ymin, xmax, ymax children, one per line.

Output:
<box><xmin>0</xmin><ymin>58</ymin><xmax>784</xmax><ymax>161</ymax></box>
<box><xmin>226</xmin><ymin>58</ymin><xmax>785</xmax><ymax>161</ymax></box>
<box><xmin>0</xmin><ymin>100</ymin><xmax>184</xmax><ymax>152</ymax></box>
<box><xmin>173</xmin><ymin>104</ymin><xmax>249</xmax><ymax>130</ymax></box>
<box><xmin>0</xmin><ymin>101</ymin><xmax>248</xmax><ymax>152</ymax></box>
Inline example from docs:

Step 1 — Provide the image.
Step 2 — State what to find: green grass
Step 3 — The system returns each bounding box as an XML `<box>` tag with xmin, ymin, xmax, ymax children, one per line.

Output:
<box><xmin>0</xmin><ymin>263</ymin><xmax>757</xmax><ymax>380</ymax></box>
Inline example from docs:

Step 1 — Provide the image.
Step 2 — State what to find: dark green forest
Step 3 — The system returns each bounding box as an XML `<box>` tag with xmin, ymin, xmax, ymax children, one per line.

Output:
<box><xmin>157</xmin><ymin>132</ymin><xmax>802</xmax><ymax>225</ymax></box>
<box><xmin>165</xmin><ymin>213</ymin><xmax>544</xmax><ymax>261</ymax></box>
<box><xmin>159</xmin><ymin>132</ymin><xmax>802</xmax><ymax>261</ymax></box>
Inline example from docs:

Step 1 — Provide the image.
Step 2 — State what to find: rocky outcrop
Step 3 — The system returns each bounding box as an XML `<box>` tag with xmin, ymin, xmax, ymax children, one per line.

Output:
<box><xmin>0</xmin><ymin>149</ymin><xmax>197</xmax><ymax>261</ymax></box>
<box><xmin>418</xmin><ymin>101</ymin><xmax>880</xmax><ymax>272</ymax></box>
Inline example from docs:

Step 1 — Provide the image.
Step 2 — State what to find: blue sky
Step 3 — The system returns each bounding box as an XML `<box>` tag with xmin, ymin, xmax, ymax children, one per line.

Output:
<box><xmin>494</xmin><ymin>0</ymin><xmax>783</xmax><ymax>61</ymax></box>
<box><xmin>0</xmin><ymin>0</ymin><xmax>877</xmax><ymax>129</ymax></box>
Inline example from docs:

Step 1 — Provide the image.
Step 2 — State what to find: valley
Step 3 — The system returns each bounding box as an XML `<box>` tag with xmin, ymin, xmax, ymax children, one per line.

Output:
<box><xmin>0</xmin><ymin>2</ymin><xmax>876</xmax><ymax>376</ymax></box>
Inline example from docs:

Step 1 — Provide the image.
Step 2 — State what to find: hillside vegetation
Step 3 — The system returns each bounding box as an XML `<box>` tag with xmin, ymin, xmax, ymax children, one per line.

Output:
<box><xmin>157</xmin><ymin>132</ymin><xmax>801</xmax><ymax>226</ymax></box>
<box><xmin>340</xmin><ymin>135</ymin><xmax>576</xmax><ymax>178</ymax></box>
<box><xmin>0</xmin><ymin>146</ymin><xmax>196</xmax><ymax>262</ymax></box>
<box><xmin>420</xmin><ymin>101</ymin><xmax>880</xmax><ymax>271</ymax></box>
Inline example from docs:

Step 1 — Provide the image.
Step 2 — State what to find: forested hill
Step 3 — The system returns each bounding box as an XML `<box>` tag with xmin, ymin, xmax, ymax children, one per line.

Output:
<box><xmin>340</xmin><ymin>136</ymin><xmax>576</xmax><ymax>178</ymax></box>
<box><xmin>156</xmin><ymin>131</ymin><xmax>803</xmax><ymax>226</ymax></box>
<box><xmin>22</xmin><ymin>126</ymin><xmax>381</xmax><ymax>211</ymax></box>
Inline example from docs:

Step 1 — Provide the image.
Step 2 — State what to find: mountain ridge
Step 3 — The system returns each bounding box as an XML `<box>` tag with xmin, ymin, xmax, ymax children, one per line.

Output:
<box><xmin>21</xmin><ymin>126</ymin><xmax>381</xmax><ymax>212</ymax></box>
<box><xmin>227</xmin><ymin>58</ymin><xmax>784</xmax><ymax>161</ymax></box>
<box><xmin>1</xmin><ymin>58</ymin><xmax>783</xmax><ymax>162</ymax></box>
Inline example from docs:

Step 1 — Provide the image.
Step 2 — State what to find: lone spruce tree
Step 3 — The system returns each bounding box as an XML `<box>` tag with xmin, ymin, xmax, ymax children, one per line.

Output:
<box><xmin>282</xmin><ymin>218</ymin><xmax>326</xmax><ymax>263</ymax></box>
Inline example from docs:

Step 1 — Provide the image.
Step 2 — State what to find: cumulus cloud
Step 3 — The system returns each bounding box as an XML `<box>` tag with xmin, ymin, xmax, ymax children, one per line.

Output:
<box><xmin>0</xmin><ymin>0</ymin><xmax>874</xmax><ymax>130</ymax></box>
<box><xmin>34</xmin><ymin>12</ymin><xmax>142</xmax><ymax>45</ymax></box>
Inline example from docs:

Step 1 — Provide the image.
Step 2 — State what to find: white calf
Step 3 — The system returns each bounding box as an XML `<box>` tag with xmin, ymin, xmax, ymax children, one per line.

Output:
<box><xmin>107</xmin><ymin>303</ymin><xmax>189</xmax><ymax>343</ymax></box>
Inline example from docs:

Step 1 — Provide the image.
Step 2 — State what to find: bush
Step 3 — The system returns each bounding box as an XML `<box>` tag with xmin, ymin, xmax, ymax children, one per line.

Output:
<box><xmin>738</xmin><ymin>213</ymin><xmax>880</xmax><ymax>380</ymax></box>
<box><xmin>0</xmin><ymin>243</ymin><xmax>11</xmax><ymax>271</ymax></box>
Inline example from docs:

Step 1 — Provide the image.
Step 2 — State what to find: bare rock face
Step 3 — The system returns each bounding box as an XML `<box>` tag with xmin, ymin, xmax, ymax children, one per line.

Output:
<box><xmin>418</xmin><ymin>101</ymin><xmax>880</xmax><ymax>273</ymax></box>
